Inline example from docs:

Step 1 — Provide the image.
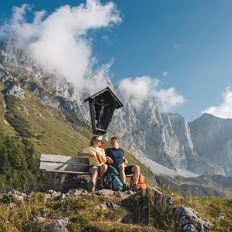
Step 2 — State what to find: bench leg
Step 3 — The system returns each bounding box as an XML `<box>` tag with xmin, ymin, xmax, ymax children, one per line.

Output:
<box><xmin>53</xmin><ymin>173</ymin><xmax>60</xmax><ymax>186</ymax></box>
<box><xmin>60</xmin><ymin>174</ymin><xmax>67</xmax><ymax>185</ymax></box>
<box><xmin>53</xmin><ymin>174</ymin><xmax>67</xmax><ymax>187</ymax></box>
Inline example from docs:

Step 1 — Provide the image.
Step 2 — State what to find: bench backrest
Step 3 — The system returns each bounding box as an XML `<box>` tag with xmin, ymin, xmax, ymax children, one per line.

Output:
<box><xmin>40</xmin><ymin>154</ymin><xmax>90</xmax><ymax>174</ymax></box>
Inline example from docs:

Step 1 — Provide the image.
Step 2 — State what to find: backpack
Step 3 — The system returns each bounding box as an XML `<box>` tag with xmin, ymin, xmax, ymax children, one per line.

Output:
<box><xmin>102</xmin><ymin>165</ymin><xmax>123</xmax><ymax>191</ymax></box>
<box><xmin>130</xmin><ymin>174</ymin><xmax>146</xmax><ymax>190</ymax></box>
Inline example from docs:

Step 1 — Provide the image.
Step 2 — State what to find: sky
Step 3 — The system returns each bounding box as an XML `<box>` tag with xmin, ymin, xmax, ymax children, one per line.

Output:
<box><xmin>1</xmin><ymin>0</ymin><xmax>232</xmax><ymax>121</ymax></box>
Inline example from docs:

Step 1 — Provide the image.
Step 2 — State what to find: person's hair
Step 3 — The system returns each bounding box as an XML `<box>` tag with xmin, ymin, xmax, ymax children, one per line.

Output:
<box><xmin>111</xmin><ymin>136</ymin><xmax>119</xmax><ymax>142</ymax></box>
<box><xmin>89</xmin><ymin>136</ymin><xmax>100</xmax><ymax>146</ymax></box>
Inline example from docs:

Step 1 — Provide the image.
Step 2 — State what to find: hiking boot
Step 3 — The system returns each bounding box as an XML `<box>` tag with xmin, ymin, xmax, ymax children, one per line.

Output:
<box><xmin>88</xmin><ymin>180</ymin><xmax>95</xmax><ymax>193</ymax></box>
<box><xmin>122</xmin><ymin>183</ymin><xmax>130</xmax><ymax>191</ymax></box>
<box><xmin>131</xmin><ymin>184</ymin><xmax>139</xmax><ymax>192</ymax></box>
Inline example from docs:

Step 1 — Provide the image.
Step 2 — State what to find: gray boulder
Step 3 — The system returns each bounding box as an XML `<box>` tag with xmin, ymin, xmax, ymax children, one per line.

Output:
<box><xmin>173</xmin><ymin>206</ymin><xmax>213</xmax><ymax>232</ymax></box>
<box><xmin>45</xmin><ymin>218</ymin><xmax>69</xmax><ymax>232</ymax></box>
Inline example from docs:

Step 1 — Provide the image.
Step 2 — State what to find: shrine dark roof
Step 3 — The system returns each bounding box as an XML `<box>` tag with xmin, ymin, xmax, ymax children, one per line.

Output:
<box><xmin>84</xmin><ymin>87</ymin><xmax>123</xmax><ymax>109</ymax></box>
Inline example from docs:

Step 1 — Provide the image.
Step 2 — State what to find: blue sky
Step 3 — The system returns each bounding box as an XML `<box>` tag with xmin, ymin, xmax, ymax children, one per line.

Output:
<box><xmin>1</xmin><ymin>0</ymin><xmax>232</xmax><ymax>121</ymax></box>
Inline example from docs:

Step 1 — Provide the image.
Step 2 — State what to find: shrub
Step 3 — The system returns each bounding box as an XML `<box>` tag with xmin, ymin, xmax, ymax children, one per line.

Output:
<box><xmin>0</xmin><ymin>133</ymin><xmax>42</xmax><ymax>190</ymax></box>
<box><xmin>4</xmin><ymin>95</ymin><xmax>32</xmax><ymax>138</ymax></box>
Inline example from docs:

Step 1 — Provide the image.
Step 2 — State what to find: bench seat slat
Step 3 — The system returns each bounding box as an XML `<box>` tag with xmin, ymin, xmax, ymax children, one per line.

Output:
<box><xmin>44</xmin><ymin>169</ymin><xmax>90</xmax><ymax>175</ymax></box>
<box><xmin>40</xmin><ymin>162</ymin><xmax>90</xmax><ymax>173</ymax></box>
<box><xmin>41</xmin><ymin>154</ymin><xmax>89</xmax><ymax>165</ymax></box>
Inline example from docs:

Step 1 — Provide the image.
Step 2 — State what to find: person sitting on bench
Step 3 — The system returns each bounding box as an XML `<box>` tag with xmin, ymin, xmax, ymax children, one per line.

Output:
<box><xmin>105</xmin><ymin>136</ymin><xmax>140</xmax><ymax>191</ymax></box>
<box><xmin>78</xmin><ymin>135</ymin><xmax>108</xmax><ymax>192</ymax></box>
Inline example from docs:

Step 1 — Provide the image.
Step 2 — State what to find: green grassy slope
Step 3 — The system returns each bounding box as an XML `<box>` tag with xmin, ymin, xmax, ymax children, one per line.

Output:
<box><xmin>0</xmin><ymin>189</ymin><xmax>231</xmax><ymax>231</ymax></box>
<box><xmin>15</xmin><ymin>93</ymin><xmax>91</xmax><ymax>155</ymax></box>
<box><xmin>0</xmin><ymin>84</ymin><xmax>16</xmax><ymax>136</ymax></box>
<box><xmin>0</xmin><ymin>192</ymin><xmax>161</xmax><ymax>232</ymax></box>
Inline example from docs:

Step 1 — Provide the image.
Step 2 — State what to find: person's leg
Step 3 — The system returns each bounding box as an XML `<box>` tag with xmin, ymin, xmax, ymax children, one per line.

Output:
<box><xmin>131</xmin><ymin>165</ymin><xmax>140</xmax><ymax>185</ymax></box>
<box><xmin>90</xmin><ymin>166</ymin><xmax>99</xmax><ymax>184</ymax></box>
<box><xmin>118</xmin><ymin>163</ymin><xmax>126</xmax><ymax>184</ymax></box>
<box><xmin>88</xmin><ymin>166</ymin><xmax>98</xmax><ymax>192</ymax></box>
<box><xmin>125</xmin><ymin>165</ymin><xmax>141</xmax><ymax>191</ymax></box>
<box><xmin>98</xmin><ymin>164</ymin><xmax>108</xmax><ymax>179</ymax></box>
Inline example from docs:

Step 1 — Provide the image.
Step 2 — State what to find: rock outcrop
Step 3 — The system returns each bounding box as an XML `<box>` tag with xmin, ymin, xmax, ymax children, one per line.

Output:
<box><xmin>45</xmin><ymin>218</ymin><xmax>69</xmax><ymax>232</ymax></box>
<box><xmin>173</xmin><ymin>206</ymin><xmax>213</xmax><ymax>232</ymax></box>
<box><xmin>122</xmin><ymin>187</ymin><xmax>212</xmax><ymax>231</ymax></box>
<box><xmin>0</xmin><ymin>186</ymin><xmax>213</xmax><ymax>232</ymax></box>
<box><xmin>108</xmin><ymin>90</ymin><xmax>215</xmax><ymax>176</ymax></box>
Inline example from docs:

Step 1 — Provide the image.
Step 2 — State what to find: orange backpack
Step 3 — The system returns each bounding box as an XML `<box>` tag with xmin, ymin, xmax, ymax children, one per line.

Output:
<box><xmin>130</xmin><ymin>174</ymin><xmax>146</xmax><ymax>189</ymax></box>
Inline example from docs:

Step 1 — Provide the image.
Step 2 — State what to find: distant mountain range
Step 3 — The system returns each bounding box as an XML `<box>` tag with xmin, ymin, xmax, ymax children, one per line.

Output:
<box><xmin>1</xmin><ymin>37</ymin><xmax>232</xmax><ymax>179</ymax></box>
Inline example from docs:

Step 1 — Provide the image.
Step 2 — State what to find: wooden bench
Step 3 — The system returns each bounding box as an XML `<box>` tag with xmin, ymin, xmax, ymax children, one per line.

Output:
<box><xmin>40</xmin><ymin>153</ymin><xmax>133</xmax><ymax>188</ymax></box>
<box><xmin>40</xmin><ymin>154</ymin><xmax>91</xmax><ymax>186</ymax></box>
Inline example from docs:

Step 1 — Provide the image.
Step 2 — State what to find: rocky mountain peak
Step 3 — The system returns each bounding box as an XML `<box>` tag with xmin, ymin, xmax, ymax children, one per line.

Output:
<box><xmin>0</xmin><ymin>37</ymin><xmax>39</xmax><ymax>71</ymax></box>
<box><xmin>1</xmin><ymin>38</ymin><xmax>231</xmax><ymax>177</ymax></box>
<box><xmin>190</xmin><ymin>113</ymin><xmax>232</xmax><ymax>176</ymax></box>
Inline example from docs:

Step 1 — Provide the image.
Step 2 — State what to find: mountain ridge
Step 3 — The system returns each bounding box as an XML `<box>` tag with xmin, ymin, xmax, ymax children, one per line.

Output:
<box><xmin>1</xmin><ymin>38</ymin><xmax>232</xmax><ymax>178</ymax></box>
<box><xmin>189</xmin><ymin>112</ymin><xmax>232</xmax><ymax>176</ymax></box>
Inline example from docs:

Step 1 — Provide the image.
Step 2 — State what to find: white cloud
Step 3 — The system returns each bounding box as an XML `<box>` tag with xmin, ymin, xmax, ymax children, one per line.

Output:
<box><xmin>118</xmin><ymin>76</ymin><xmax>159</xmax><ymax>109</ymax></box>
<box><xmin>118</xmin><ymin>76</ymin><xmax>185</xmax><ymax>111</ymax></box>
<box><xmin>202</xmin><ymin>87</ymin><xmax>232</xmax><ymax>119</ymax></box>
<box><xmin>1</xmin><ymin>1</ymin><xmax>185</xmax><ymax>113</ymax></box>
<box><xmin>0</xmin><ymin>0</ymin><xmax>121</xmax><ymax>93</ymax></box>
<box><xmin>154</xmin><ymin>87</ymin><xmax>185</xmax><ymax>112</ymax></box>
